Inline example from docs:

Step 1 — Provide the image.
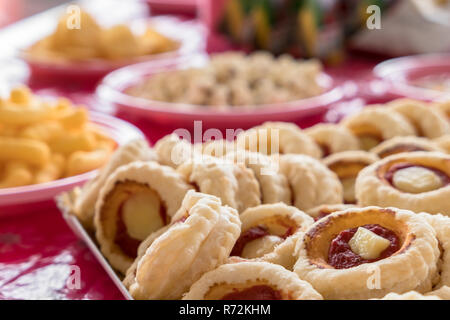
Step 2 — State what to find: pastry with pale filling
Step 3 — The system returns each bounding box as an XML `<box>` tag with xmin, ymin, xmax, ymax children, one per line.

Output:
<box><xmin>94</xmin><ymin>161</ymin><xmax>193</xmax><ymax>273</ymax></box>
<box><xmin>280</xmin><ymin>154</ymin><xmax>343</xmax><ymax>211</ymax></box>
<box><xmin>236</xmin><ymin>121</ymin><xmax>322</xmax><ymax>158</ymax></box>
<box><xmin>129</xmin><ymin>191</ymin><xmax>241</xmax><ymax>299</ymax></box>
<box><xmin>230</xmin><ymin>203</ymin><xmax>314</xmax><ymax>269</ymax></box>
<box><xmin>355</xmin><ymin>152</ymin><xmax>450</xmax><ymax>216</ymax></box>
<box><xmin>183</xmin><ymin>261</ymin><xmax>323</xmax><ymax>300</ymax></box>
<box><xmin>371</xmin><ymin>136</ymin><xmax>444</xmax><ymax>159</ymax></box>
<box><xmin>177</xmin><ymin>155</ymin><xmax>261</xmax><ymax>212</ymax></box>
<box><xmin>73</xmin><ymin>139</ymin><xmax>156</xmax><ymax>230</ymax></box>
<box><xmin>293</xmin><ymin>206</ymin><xmax>440</xmax><ymax>299</ymax></box>
<box><xmin>341</xmin><ymin>106</ymin><xmax>416</xmax><ymax>151</ymax></box>
<box><xmin>388</xmin><ymin>99</ymin><xmax>450</xmax><ymax>139</ymax></box>
<box><xmin>323</xmin><ymin>151</ymin><xmax>379</xmax><ymax>204</ymax></box>
<box><xmin>305</xmin><ymin>124</ymin><xmax>359</xmax><ymax>157</ymax></box>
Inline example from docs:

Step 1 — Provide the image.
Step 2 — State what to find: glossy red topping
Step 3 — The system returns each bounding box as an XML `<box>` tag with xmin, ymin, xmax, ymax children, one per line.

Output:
<box><xmin>384</xmin><ymin>163</ymin><xmax>450</xmax><ymax>188</ymax></box>
<box><xmin>231</xmin><ymin>226</ymin><xmax>269</xmax><ymax>257</ymax></box>
<box><xmin>328</xmin><ymin>224</ymin><xmax>400</xmax><ymax>269</ymax></box>
<box><xmin>378</xmin><ymin>145</ymin><xmax>425</xmax><ymax>158</ymax></box>
<box><xmin>221</xmin><ymin>285</ymin><xmax>282</xmax><ymax>300</ymax></box>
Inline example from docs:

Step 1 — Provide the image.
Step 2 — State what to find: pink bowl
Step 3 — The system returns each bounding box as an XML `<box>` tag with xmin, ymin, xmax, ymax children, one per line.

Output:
<box><xmin>97</xmin><ymin>55</ymin><xmax>344</xmax><ymax>129</ymax></box>
<box><xmin>374</xmin><ymin>54</ymin><xmax>450</xmax><ymax>102</ymax></box>
<box><xmin>0</xmin><ymin>112</ymin><xmax>145</xmax><ymax>217</ymax></box>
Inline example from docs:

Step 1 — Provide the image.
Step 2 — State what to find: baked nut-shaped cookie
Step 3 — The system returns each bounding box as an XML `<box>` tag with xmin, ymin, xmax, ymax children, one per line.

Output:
<box><xmin>355</xmin><ymin>152</ymin><xmax>450</xmax><ymax>215</ymax></box>
<box><xmin>305</xmin><ymin>124</ymin><xmax>359</xmax><ymax>157</ymax></box>
<box><xmin>73</xmin><ymin>139</ymin><xmax>156</xmax><ymax>230</ymax></box>
<box><xmin>341</xmin><ymin>106</ymin><xmax>416</xmax><ymax>150</ymax></box>
<box><xmin>177</xmin><ymin>155</ymin><xmax>261</xmax><ymax>212</ymax></box>
<box><xmin>418</xmin><ymin>213</ymin><xmax>450</xmax><ymax>288</ymax></box>
<box><xmin>323</xmin><ymin>151</ymin><xmax>379</xmax><ymax>204</ymax></box>
<box><xmin>183</xmin><ymin>261</ymin><xmax>323</xmax><ymax>300</ymax></box>
<box><xmin>129</xmin><ymin>191</ymin><xmax>241</xmax><ymax>300</ymax></box>
<box><xmin>94</xmin><ymin>161</ymin><xmax>193</xmax><ymax>274</ymax></box>
<box><xmin>306</xmin><ymin>204</ymin><xmax>357</xmax><ymax>221</ymax></box>
<box><xmin>280</xmin><ymin>154</ymin><xmax>343</xmax><ymax>210</ymax></box>
<box><xmin>230</xmin><ymin>203</ymin><xmax>314</xmax><ymax>269</ymax></box>
<box><xmin>388</xmin><ymin>99</ymin><xmax>450</xmax><ymax>138</ymax></box>
<box><xmin>377</xmin><ymin>291</ymin><xmax>441</xmax><ymax>300</ymax></box>
<box><xmin>236</xmin><ymin>121</ymin><xmax>322</xmax><ymax>158</ymax></box>
<box><xmin>293</xmin><ymin>206</ymin><xmax>440</xmax><ymax>300</ymax></box>
<box><xmin>426</xmin><ymin>286</ymin><xmax>450</xmax><ymax>300</ymax></box>
<box><xmin>370</xmin><ymin>136</ymin><xmax>444</xmax><ymax>159</ymax></box>
<box><xmin>434</xmin><ymin>134</ymin><xmax>450</xmax><ymax>153</ymax></box>
<box><xmin>154</xmin><ymin>134</ymin><xmax>196</xmax><ymax>168</ymax></box>
<box><xmin>225</xmin><ymin>151</ymin><xmax>291</xmax><ymax>204</ymax></box>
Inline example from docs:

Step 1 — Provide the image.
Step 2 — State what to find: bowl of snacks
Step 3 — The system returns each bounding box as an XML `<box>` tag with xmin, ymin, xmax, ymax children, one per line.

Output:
<box><xmin>0</xmin><ymin>86</ymin><xmax>145</xmax><ymax>216</ymax></box>
<box><xmin>97</xmin><ymin>52</ymin><xmax>343</xmax><ymax>128</ymax></box>
<box><xmin>22</xmin><ymin>10</ymin><xmax>204</xmax><ymax>88</ymax></box>
<box><xmin>374</xmin><ymin>53</ymin><xmax>450</xmax><ymax>102</ymax></box>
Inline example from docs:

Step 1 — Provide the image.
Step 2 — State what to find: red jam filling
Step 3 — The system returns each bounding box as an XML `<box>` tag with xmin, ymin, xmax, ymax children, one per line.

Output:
<box><xmin>328</xmin><ymin>224</ymin><xmax>400</xmax><ymax>269</ymax></box>
<box><xmin>378</xmin><ymin>145</ymin><xmax>425</xmax><ymax>158</ymax></box>
<box><xmin>231</xmin><ymin>226</ymin><xmax>269</xmax><ymax>257</ymax></box>
<box><xmin>384</xmin><ymin>163</ymin><xmax>450</xmax><ymax>188</ymax></box>
<box><xmin>221</xmin><ymin>285</ymin><xmax>282</xmax><ymax>300</ymax></box>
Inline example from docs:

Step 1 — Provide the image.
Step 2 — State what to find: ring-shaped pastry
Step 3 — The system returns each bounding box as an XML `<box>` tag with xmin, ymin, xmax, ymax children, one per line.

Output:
<box><xmin>341</xmin><ymin>106</ymin><xmax>416</xmax><ymax>151</ymax></box>
<box><xmin>129</xmin><ymin>191</ymin><xmax>241</xmax><ymax>300</ymax></box>
<box><xmin>154</xmin><ymin>133</ymin><xmax>197</xmax><ymax>168</ymax></box>
<box><xmin>182</xmin><ymin>261</ymin><xmax>323</xmax><ymax>300</ymax></box>
<box><xmin>236</xmin><ymin>121</ymin><xmax>322</xmax><ymax>158</ymax></box>
<box><xmin>370</xmin><ymin>136</ymin><xmax>444</xmax><ymax>159</ymax></box>
<box><xmin>323</xmin><ymin>151</ymin><xmax>379</xmax><ymax>204</ymax></box>
<box><xmin>293</xmin><ymin>206</ymin><xmax>440</xmax><ymax>299</ymax></box>
<box><xmin>306</xmin><ymin>204</ymin><xmax>357</xmax><ymax>221</ymax></box>
<box><xmin>355</xmin><ymin>152</ymin><xmax>450</xmax><ymax>215</ymax></box>
<box><xmin>230</xmin><ymin>203</ymin><xmax>314</xmax><ymax>269</ymax></box>
<box><xmin>94</xmin><ymin>161</ymin><xmax>193</xmax><ymax>274</ymax></box>
<box><xmin>434</xmin><ymin>134</ymin><xmax>450</xmax><ymax>154</ymax></box>
<box><xmin>305</xmin><ymin>123</ymin><xmax>359</xmax><ymax>157</ymax></box>
<box><xmin>280</xmin><ymin>154</ymin><xmax>343</xmax><ymax>210</ymax></box>
<box><xmin>177</xmin><ymin>155</ymin><xmax>261</xmax><ymax>212</ymax></box>
<box><xmin>388</xmin><ymin>99</ymin><xmax>450</xmax><ymax>138</ymax></box>
<box><xmin>73</xmin><ymin>139</ymin><xmax>156</xmax><ymax>230</ymax></box>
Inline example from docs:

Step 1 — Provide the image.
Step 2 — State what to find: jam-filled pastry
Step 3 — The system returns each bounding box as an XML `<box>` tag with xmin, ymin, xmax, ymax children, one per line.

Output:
<box><xmin>236</xmin><ymin>121</ymin><xmax>322</xmax><ymax>158</ymax></box>
<box><xmin>73</xmin><ymin>139</ymin><xmax>156</xmax><ymax>230</ymax></box>
<box><xmin>323</xmin><ymin>151</ymin><xmax>379</xmax><ymax>204</ymax></box>
<box><xmin>224</xmin><ymin>151</ymin><xmax>291</xmax><ymax>204</ymax></box>
<box><xmin>230</xmin><ymin>203</ymin><xmax>314</xmax><ymax>269</ymax></box>
<box><xmin>426</xmin><ymin>286</ymin><xmax>450</xmax><ymax>300</ymax></box>
<box><xmin>355</xmin><ymin>152</ymin><xmax>450</xmax><ymax>216</ymax></box>
<box><xmin>306</xmin><ymin>204</ymin><xmax>357</xmax><ymax>221</ymax></box>
<box><xmin>377</xmin><ymin>291</ymin><xmax>441</xmax><ymax>300</ymax></box>
<box><xmin>418</xmin><ymin>213</ymin><xmax>450</xmax><ymax>288</ymax></box>
<box><xmin>341</xmin><ymin>106</ymin><xmax>416</xmax><ymax>151</ymax></box>
<box><xmin>370</xmin><ymin>136</ymin><xmax>444</xmax><ymax>159</ymax></box>
<box><xmin>434</xmin><ymin>134</ymin><xmax>450</xmax><ymax>153</ymax></box>
<box><xmin>305</xmin><ymin>124</ymin><xmax>360</xmax><ymax>157</ymax></box>
<box><xmin>154</xmin><ymin>134</ymin><xmax>197</xmax><ymax>168</ymax></box>
<box><xmin>94</xmin><ymin>161</ymin><xmax>193</xmax><ymax>274</ymax></box>
<box><xmin>182</xmin><ymin>261</ymin><xmax>323</xmax><ymax>300</ymax></box>
<box><xmin>280</xmin><ymin>154</ymin><xmax>343</xmax><ymax>211</ymax></box>
<box><xmin>293</xmin><ymin>206</ymin><xmax>440</xmax><ymax>299</ymax></box>
<box><xmin>177</xmin><ymin>155</ymin><xmax>261</xmax><ymax>212</ymax></box>
<box><xmin>129</xmin><ymin>191</ymin><xmax>241</xmax><ymax>300</ymax></box>
<box><xmin>388</xmin><ymin>99</ymin><xmax>450</xmax><ymax>139</ymax></box>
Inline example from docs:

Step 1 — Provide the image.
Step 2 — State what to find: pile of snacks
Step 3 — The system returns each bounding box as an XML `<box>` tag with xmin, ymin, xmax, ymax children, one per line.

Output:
<box><xmin>126</xmin><ymin>52</ymin><xmax>324</xmax><ymax>108</ymax></box>
<box><xmin>62</xmin><ymin>98</ymin><xmax>450</xmax><ymax>300</ymax></box>
<box><xmin>0</xmin><ymin>87</ymin><xmax>116</xmax><ymax>189</ymax></box>
<box><xmin>27</xmin><ymin>10</ymin><xmax>179</xmax><ymax>62</ymax></box>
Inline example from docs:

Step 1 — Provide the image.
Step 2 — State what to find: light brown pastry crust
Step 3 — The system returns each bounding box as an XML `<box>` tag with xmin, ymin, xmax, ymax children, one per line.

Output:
<box><xmin>154</xmin><ymin>133</ymin><xmax>196</xmax><ymax>168</ymax></box>
<box><xmin>341</xmin><ymin>106</ymin><xmax>416</xmax><ymax>150</ymax></box>
<box><xmin>426</xmin><ymin>286</ymin><xmax>450</xmax><ymax>300</ymax></box>
<box><xmin>232</xmin><ymin>203</ymin><xmax>314</xmax><ymax>269</ymax></box>
<box><xmin>389</xmin><ymin>99</ymin><xmax>450</xmax><ymax>138</ymax></box>
<box><xmin>236</xmin><ymin>121</ymin><xmax>322</xmax><ymax>158</ymax></box>
<box><xmin>280</xmin><ymin>154</ymin><xmax>343</xmax><ymax>211</ymax></box>
<box><xmin>129</xmin><ymin>191</ymin><xmax>241</xmax><ymax>300</ymax></box>
<box><xmin>434</xmin><ymin>134</ymin><xmax>450</xmax><ymax>154</ymax></box>
<box><xmin>433</xmin><ymin>101</ymin><xmax>450</xmax><ymax>120</ymax></box>
<box><xmin>306</xmin><ymin>204</ymin><xmax>357</xmax><ymax>220</ymax></box>
<box><xmin>323</xmin><ymin>151</ymin><xmax>379</xmax><ymax>204</ymax></box>
<box><xmin>377</xmin><ymin>291</ymin><xmax>441</xmax><ymax>300</ymax></box>
<box><xmin>94</xmin><ymin>161</ymin><xmax>193</xmax><ymax>274</ymax></box>
<box><xmin>355</xmin><ymin>152</ymin><xmax>450</xmax><ymax>216</ymax></box>
<box><xmin>370</xmin><ymin>136</ymin><xmax>444</xmax><ymax>159</ymax></box>
<box><xmin>177</xmin><ymin>155</ymin><xmax>261</xmax><ymax>212</ymax></box>
<box><xmin>294</xmin><ymin>206</ymin><xmax>440</xmax><ymax>300</ymax></box>
<box><xmin>182</xmin><ymin>261</ymin><xmax>323</xmax><ymax>300</ymax></box>
<box><xmin>305</xmin><ymin>123</ymin><xmax>359</xmax><ymax>157</ymax></box>
<box><xmin>73</xmin><ymin>139</ymin><xmax>156</xmax><ymax>230</ymax></box>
